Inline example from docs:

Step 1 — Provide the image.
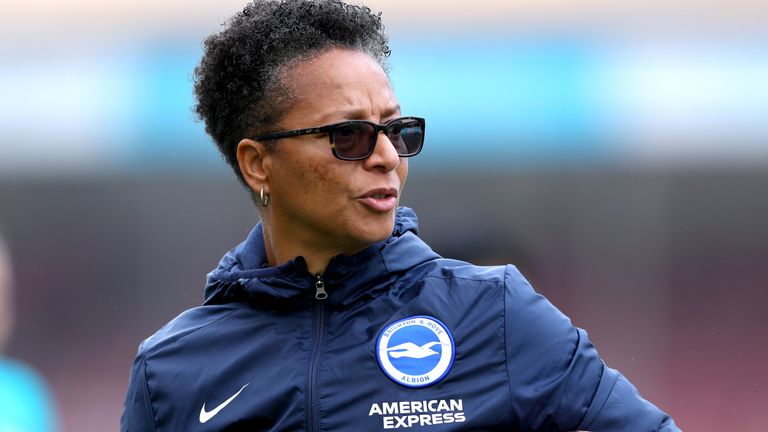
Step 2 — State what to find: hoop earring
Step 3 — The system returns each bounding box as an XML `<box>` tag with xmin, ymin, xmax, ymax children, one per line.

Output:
<box><xmin>260</xmin><ymin>187</ymin><xmax>270</xmax><ymax>207</ymax></box>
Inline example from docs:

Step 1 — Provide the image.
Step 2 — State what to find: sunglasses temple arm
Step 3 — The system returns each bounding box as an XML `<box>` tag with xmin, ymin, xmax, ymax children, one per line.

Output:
<box><xmin>256</xmin><ymin>126</ymin><xmax>327</xmax><ymax>141</ymax></box>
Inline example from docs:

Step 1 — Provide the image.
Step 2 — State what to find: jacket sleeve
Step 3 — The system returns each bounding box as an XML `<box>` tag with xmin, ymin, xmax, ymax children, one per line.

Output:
<box><xmin>121</xmin><ymin>348</ymin><xmax>157</xmax><ymax>432</ymax></box>
<box><xmin>503</xmin><ymin>266</ymin><xmax>679</xmax><ymax>431</ymax></box>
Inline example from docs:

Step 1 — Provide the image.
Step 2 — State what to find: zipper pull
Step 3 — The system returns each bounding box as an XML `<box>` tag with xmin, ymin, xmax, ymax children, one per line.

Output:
<box><xmin>314</xmin><ymin>275</ymin><xmax>328</xmax><ymax>300</ymax></box>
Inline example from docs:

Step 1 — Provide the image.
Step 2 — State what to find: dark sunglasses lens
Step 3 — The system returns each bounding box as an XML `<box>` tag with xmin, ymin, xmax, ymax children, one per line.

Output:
<box><xmin>387</xmin><ymin>118</ymin><xmax>423</xmax><ymax>156</ymax></box>
<box><xmin>332</xmin><ymin>123</ymin><xmax>375</xmax><ymax>159</ymax></box>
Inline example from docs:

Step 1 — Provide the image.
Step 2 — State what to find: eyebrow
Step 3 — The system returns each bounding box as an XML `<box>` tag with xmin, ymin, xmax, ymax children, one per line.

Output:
<box><xmin>321</xmin><ymin>104</ymin><xmax>402</xmax><ymax>123</ymax></box>
<box><xmin>381</xmin><ymin>104</ymin><xmax>402</xmax><ymax>119</ymax></box>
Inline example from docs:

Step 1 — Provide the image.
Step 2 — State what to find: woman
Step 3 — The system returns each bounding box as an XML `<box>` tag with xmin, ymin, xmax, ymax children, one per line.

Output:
<box><xmin>122</xmin><ymin>1</ymin><xmax>678</xmax><ymax>430</ymax></box>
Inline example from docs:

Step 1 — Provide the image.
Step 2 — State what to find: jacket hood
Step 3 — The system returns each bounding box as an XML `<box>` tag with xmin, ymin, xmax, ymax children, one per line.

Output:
<box><xmin>203</xmin><ymin>207</ymin><xmax>440</xmax><ymax>307</ymax></box>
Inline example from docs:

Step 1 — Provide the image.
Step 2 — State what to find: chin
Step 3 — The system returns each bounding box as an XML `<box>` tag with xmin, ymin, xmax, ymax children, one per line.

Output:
<box><xmin>359</xmin><ymin>225</ymin><xmax>392</xmax><ymax>245</ymax></box>
<box><xmin>352</xmin><ymin>214</ymin><xmax>396</xmax><ymax>245</ymax></box>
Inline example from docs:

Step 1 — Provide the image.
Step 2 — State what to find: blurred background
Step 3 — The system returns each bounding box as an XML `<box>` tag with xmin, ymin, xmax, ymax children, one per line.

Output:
<box><xmin>1</xmin><ymin>0</ymin><xmax>766</xmax><ymax>430</ymax></box>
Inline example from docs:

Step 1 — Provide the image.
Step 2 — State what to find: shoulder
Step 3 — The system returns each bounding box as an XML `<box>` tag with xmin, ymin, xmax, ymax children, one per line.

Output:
<box><xmin>406</xmin><ymin>260</ymin><xmax>555</xmax><ymax>318</ymax></box>
<box><xmin>500</xmin><ymin>264</ymin><xmax>575</xmax><ymax>357</ymax></box>
<box><xmin>137</xmin><ymin>303</ymin><xmax>242</xmax><ymax>360</ymax></box>
<box><xmin>414</xmin><ymin>261</ymin><xmax>541</xmax><ymax>302</ymax></box>
<box><xmin>123</xmin><ymin>303</ymin><xmax>252</xmax><ymax>430</ymax></box>
<box><xmin>417</xmin><ymin>259</ymin><xmax>509</xmax><ymax>285</ymax></box>
<box><xmin>415</xmin><ymin>261</ymin><xmax>573</xmax><ymax>353</ymax></box>
<box><xmin>397</xmin><ymin>262</ymin><xmax>539</xmax><ymax>325</ymax></box>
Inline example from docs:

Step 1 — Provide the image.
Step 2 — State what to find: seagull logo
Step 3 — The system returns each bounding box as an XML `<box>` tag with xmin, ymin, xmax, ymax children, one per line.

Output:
<box><xmin>377</xmin><ymin>316</ymin><xmax>455</xmax><ymax>388</ymax></box>
<box><xmin>387</xmin><ymin>341</ymin><xmax>445</xmax><ymax>359</ymax></box>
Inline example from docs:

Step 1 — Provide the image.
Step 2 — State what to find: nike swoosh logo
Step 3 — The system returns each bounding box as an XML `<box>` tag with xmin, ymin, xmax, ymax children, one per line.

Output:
<box><xmin>199</xmin><ymin>383</ymin><xmax>249</xmax><ymax>424</ymax></box>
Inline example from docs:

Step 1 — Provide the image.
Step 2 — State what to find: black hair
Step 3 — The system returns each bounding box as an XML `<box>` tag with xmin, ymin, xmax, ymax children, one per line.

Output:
<box><xmin>193</xmin><ymin>0</ymin><xmax>390</xmax><ymax>185</ymax></box>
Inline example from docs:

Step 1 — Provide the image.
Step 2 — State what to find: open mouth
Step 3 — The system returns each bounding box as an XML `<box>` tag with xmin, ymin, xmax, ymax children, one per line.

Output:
<box><xmin>359</xmin><ymin>188</ymin><xmax>399</xmax><ymax>212</ymax></box>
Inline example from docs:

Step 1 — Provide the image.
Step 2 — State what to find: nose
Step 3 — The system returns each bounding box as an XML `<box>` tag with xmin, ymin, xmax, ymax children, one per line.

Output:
<box><xmin>363</xmin><ymin>131</ymin><xmax>401</xmax><ymax>172</ymax></box>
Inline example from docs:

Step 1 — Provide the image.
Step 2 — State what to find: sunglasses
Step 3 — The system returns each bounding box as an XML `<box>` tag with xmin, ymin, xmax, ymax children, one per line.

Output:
<box><xmin>252</xmin><ymin>116</ymin><xmax>425</xmax><ymax>161</ymax></box>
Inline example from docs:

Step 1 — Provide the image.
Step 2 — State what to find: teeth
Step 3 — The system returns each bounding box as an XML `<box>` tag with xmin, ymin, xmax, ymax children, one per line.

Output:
<box><xmin>373</xmin><ymin>194</ymin><xmax>386</xmax><ymax>199</ymax></box>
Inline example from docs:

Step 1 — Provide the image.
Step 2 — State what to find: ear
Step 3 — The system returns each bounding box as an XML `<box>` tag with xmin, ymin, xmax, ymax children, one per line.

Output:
<box><xmin>237</xmin><ymin>138</ymin><xmax>271</xmax><ymax>193</ymax></box>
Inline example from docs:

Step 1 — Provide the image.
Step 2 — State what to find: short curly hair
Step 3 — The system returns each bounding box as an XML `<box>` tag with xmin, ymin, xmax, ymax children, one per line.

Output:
<box><xmin>193</xmin><ymin>0</ymin><xmax>391</xmax><ymax>186</ymax></box>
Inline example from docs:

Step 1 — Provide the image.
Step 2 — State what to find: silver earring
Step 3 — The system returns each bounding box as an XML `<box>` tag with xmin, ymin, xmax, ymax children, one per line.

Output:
<box><xmin>260</xmin><ymin>187</ymin><xmax>270</xmax><ymax>207</ymax></box>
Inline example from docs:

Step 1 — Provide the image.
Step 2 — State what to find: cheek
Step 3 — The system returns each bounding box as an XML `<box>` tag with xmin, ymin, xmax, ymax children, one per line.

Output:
<box><xmin>397</xmin><ymin>160</ymin><xmax>409</xmax><ymax>187</ymax></box>
<box><xmin>307</xmin><ymin>161</ymin><xmax>332</xmax><ymax>185</ymax></box>
<box><xmin>283</xmin><ymin>156</ymin><xmax>347</xmax><ymax>200</ymax></box>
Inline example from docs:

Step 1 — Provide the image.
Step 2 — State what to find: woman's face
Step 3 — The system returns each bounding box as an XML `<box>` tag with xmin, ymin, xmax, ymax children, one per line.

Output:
<box><xmin>261</xmin><ymin>49</ymin><xmax>409</xmax><ymax>256</ymax></box>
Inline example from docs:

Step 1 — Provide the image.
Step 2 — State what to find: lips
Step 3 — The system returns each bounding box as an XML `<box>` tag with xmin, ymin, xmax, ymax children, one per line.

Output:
<box><xmin>357</xmin><ymin>187</ymin><xmax>399</xmax><ymax>212</ymax></box>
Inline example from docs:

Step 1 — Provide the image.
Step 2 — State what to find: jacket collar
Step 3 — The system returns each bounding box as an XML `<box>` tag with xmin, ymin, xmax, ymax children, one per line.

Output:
<box><xmin>203</xmin><ymin>207</ymin><xmax>440</xmax><ymax>308</ymax></box>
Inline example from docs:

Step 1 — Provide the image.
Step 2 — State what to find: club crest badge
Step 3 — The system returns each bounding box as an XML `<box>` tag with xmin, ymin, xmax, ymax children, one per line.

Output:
<box><xmin>376</xmin><ymin>315</ymin><xmax>455</xmax><ymax>388</ymax></box>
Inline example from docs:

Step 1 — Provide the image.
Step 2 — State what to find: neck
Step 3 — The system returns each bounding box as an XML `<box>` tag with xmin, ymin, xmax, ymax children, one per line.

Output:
<box><xmin>261</xmin><ymin>221</ymin><xmax>365</xmax><ymax>276</ymax></box>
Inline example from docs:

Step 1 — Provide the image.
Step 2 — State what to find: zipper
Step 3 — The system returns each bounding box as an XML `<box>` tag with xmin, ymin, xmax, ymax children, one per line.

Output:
<box><xmin>307</xmin><ymin>274</ymin><xmax>327</xmax><ymax>432</ymax></box>
<box><xmin>314</xmin><ymin>275</ymin><xmax>328</xmax><ymax>300</ymax></box>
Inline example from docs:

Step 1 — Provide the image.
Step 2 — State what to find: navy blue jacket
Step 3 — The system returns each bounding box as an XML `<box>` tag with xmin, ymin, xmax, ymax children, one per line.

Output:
<box><xmin>122</xmin><ymin>208</ymin><xmax>678</xmax><ymax>431</ymax></box>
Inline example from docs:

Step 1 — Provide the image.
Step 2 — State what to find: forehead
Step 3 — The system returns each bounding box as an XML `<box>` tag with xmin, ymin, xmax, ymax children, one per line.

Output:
<box><xmin>281</xmin><ymin>49</ymin><xmax>399</xmax><ymax>125</ymax></box>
